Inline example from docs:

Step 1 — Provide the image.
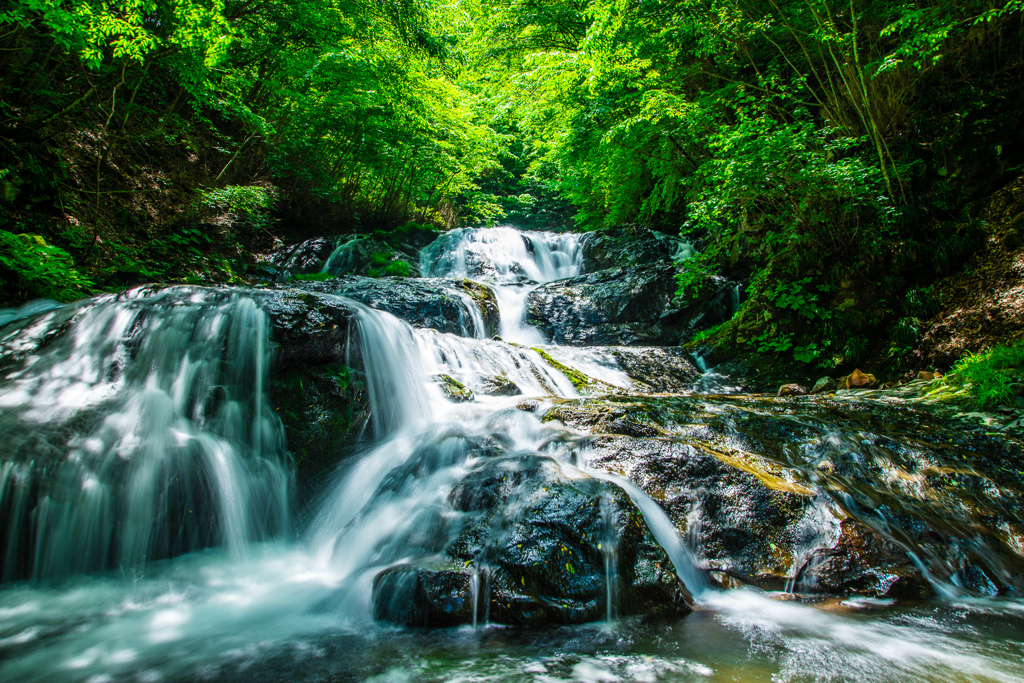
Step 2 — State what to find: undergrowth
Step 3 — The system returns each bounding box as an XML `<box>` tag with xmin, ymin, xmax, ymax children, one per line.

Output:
<box><xmin>934</xmin><ymin>341</ymin><xmax>1024</xmax><ymax>409</ymax></box>
<box><xmin>0</xmin><ymin>231</ymin><xmax>93</xmax><ymax>302</ymax></box>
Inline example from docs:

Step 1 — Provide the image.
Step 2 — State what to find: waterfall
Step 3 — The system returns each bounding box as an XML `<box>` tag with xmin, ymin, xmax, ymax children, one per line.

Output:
<box><xmin>0</xmin><ymin>287</ymin><xmax>290</xmax><ymax>581</ymax></box>
<box><xmin>420</xmin><ymin>226</ymin><xmax>583</xmax><ymax>344</ymax></box>
<box><xmin>2</xmin><ymin>227</ymin><xmax>1023</xmax><ymax>682</ymax></box>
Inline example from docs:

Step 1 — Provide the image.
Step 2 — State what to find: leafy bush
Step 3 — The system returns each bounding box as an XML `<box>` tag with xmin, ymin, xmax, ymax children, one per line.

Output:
<box><xmin>0</xmin><ymin>231</ymin><xmax>93</xmax><ymax>302</ymax></box>
<box><xmin>196</xmin><ymin>185</ymin><xmax>276</xmax><ymax>230</ymax></box>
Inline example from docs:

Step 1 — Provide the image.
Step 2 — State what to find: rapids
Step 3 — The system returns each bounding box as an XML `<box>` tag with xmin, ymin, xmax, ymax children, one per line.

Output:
<box><xmin>0</xmin><ymin>226</ymin><xmax>1022</xmax><ymax>681</ymax></box>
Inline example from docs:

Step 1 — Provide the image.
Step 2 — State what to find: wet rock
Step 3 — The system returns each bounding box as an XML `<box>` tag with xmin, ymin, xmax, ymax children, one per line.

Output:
<box><xmin>917</xmin><ymin>370</ymin><xmax>939</xmax><ymax>381</ymax></box>
<box><xmin>477</xmin><ymin>374</ymin><xmax>522</xmax><ymax>397</ymax></box>
<box><xmin>373</xmin><ymin>455</ymin><xmax>692</xmax><ymax>627</ymax></box>
<box><xmin>811</xmin><ymin>377</ymin><xmax>838</xmax><ymax>394</ymax></box>
<box><xmin>586</xmin><ymin>434</ymin><xmax>808</xmax><ymax>591</ymax></box>
<box><xmin>606</xmin><ymin>418</ymin><xmax>660</xmax><ymax>437</ymax></box>
<box><xmin>526</xmin><ymin>264</ymin><xmax>685</xmax><ymax>346</ymax></box>
<box><xmin>372</xmin><ymin>567</ymin><xmax>474</xmax><ymax>627</ymax></box>
<box><xmin>606</xmin><ymin>347</ymin><xmax>701</xmax><ymax>393</ymax></box>
<box><xmin>838</xmin><ymin>369</ymin><xmax>877</xmax><ymax>390</ymax></box>
<box><xmin>254</xmin><ymin>288</ymin><xmax>357</xmax><ymax>371</ymax></box>
<box><xmin>298</xmin><ymin>276</ymin><xmax>499</xmax><ymax>337</ymax></box>
<box><xmin>434</xmin><ymin>374</ymin><xmax>474</xmax><ymax>402</ymax></box>
<box><xmin>264</xmin><ymin>236</ymin><xmax>337</xmax><ymax>274</ymax></box>
<box><xmin>273</xmin><ymin>363</ymin><xmax>369</xmax><ymax>489</ymax></box>
<box><xmin>801</xmin><ymin>520</ymin><xmax>931</xmax><ymax>599</ymax></box>
<box><xmin>516</xmin><ymin>399</ymin><xmax>541</xmax><ymax>412</ymax></box>
<box><xmin>580</xmin><ymin>226</ymin><xmax>686</xmax><ymax>272</ymax></box>
<box><xmin>778</xmin><ymin>383</ymin><xmax>808</xmax><ymax>397</ymax></box>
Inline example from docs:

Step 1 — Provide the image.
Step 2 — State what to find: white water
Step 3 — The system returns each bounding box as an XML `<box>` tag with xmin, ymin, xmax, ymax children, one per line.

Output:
<box><xmin>420</xmin><ymin>226</ymin><xmax>583</xmax><ymax>344</ymax></box>
<box><xmin>1</xmin><ymin>228</ymin><xmax>1023</xmax><ymax>682</ymax></box>
<box><xmin>0</xmin><ymin>287</ymin><xmax>289</xmax><ymax>581</ymax></box>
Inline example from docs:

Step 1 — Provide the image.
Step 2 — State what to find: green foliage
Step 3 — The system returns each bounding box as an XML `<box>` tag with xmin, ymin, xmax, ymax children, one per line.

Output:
<box><xmin>938</xmin><ymin>341</ymin><xmax>1024</xmax><ymax>409</ymax></box>
<box><xmin>0</xmin><ymin>231</ymin><xmax>93</xmax><ymax>302</ymax></box>
<box><xmin>195</xmin><ymin>185</ymin><xmax>276</xmax><ymax>232</ymax></box>
<box><xmin>366</xmin><ymin>252</ymin><xmax>412</xmax><ymax>278</ymax></box>
<box><xmin>293</xmin><ymin>272</ymin><xmax>336</xmax><ymax>282</ymax></box>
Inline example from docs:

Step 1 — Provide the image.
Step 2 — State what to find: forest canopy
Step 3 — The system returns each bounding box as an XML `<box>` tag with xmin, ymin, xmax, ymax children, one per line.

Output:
<box><xmin>2</xmin><ymin>0</ymin><xmax>1023</xmax><ymax>367</ymax></box>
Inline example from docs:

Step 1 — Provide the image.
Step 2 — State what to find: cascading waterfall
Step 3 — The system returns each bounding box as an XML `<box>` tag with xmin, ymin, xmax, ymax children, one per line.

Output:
<box><xmin>0</xmin><ymin>226</ymin><xmax>1023</xmax><ymax>683</ymax></box>
<box><xmin>420</xmin><ymin>226</ymin><xmax>583</xmax><ymax>344</ymax></box>
<box><xmin>0</xmin><ymin>287</ymin><xmax>290</xmax><ymax>581</ymax></box>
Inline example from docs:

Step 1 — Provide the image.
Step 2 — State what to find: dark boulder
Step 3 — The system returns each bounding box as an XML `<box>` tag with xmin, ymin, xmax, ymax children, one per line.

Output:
<box><xmin>526</xmin><ymin>264</ymin><xmax>685</xmax><ymax>346</ymax></box>
<box><xmin>298</xmin><ymin>276</ymin><xmax>499</xmax><ymax>338</ymax></box>
<box><xmin>580</xmin><ymin>226</ymin><xmax>688</xmax><ymax>272</ymax></box>
<box><xmin>373</xmin><ymin>567</ymin><xmax>474</xmax><ymax>627</ymax></box>
<box><xmin>586</xmin><ymin>434</ymin><xmax>809</xmax><ymax>591</ymax></box>
<box><xmin>264</xmin><ymin>237</ymin><xmax>337</xmax><ymax>274</ymax></box>
<box><xmin>371</xmin><ymin>454</ymin><xmax>692</xmax><ymax>628</ymax></box>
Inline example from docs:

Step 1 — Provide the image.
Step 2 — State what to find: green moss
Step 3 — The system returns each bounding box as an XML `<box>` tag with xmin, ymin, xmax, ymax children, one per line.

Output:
<box><xmin>293</xmin><ymin>272</ymin><xmax>336</xmax><ymax>281</ymax></box>
<box><xmin>532</xmin><ymin>348</ymin><xmax>592</xmax><ymax>390</ymax></box>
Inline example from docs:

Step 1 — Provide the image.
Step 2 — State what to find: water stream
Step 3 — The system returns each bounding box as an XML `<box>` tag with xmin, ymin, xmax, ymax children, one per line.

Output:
<box><xmin>0</xmin><ymin>227</ymin><xmax>1022</xmax><ymax>681</ymax></box>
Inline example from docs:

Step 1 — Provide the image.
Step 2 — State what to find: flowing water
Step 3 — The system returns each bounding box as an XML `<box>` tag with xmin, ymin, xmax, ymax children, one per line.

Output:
<box><xmin>0</xmin><ymin>228</ymin><xmax>1022</xmax><ymax>681</ymax></box>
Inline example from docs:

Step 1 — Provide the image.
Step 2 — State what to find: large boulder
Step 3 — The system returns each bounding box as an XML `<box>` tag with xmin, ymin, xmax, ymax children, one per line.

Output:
<box><xmin>263</xmin><ymin>237</ymin><xmax>337</xmax><ymax>274</ymax></box>
<box><xmin>580</xmin><ymin>226</ymin><xmax>689</xmax><ymax>272</ymax></box>
<box><xmin>252</xmin><ymin>288</ymin><xmax>372</xmax><ymax>487</ymax></box>
<box><xmin>548</xmin><ymin>394</ymin><xmax>1024</xmax><ymax>597</ymax></box>
<box><xmin>263</xmin><ymin>235</ymin><xmax>421</xmax><ymax>279</ymax></box>
<box><xmin>526</xmin><ymin>264</ymin><xmax>685</xmax><ymax>346</ymax></box>
<box><xmin>607</xmin><ymin>347</ymin><xmax>702</xmax><ymax>392</ymax></box>
<box><xmin>297</xmin><ymin>276</ymin><xmax>499</xmax><ymax>338</ymax></box>
<box><xmin>372</xmin><ymin>454</ymin><xmax>692</xmax><ymax>627</ymax></box>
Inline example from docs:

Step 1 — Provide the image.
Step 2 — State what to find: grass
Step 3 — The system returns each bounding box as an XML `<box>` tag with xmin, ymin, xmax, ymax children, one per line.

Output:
<box><xmin>934</xmin><ymin>340</ymin><xmax>1024</xmax><ymax>410</ymax></box>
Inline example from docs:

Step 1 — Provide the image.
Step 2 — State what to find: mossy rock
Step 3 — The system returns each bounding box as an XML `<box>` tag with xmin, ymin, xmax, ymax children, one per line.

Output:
<box><xmin>433</xmin><ymin>374</ymin><xmax>474</xmax><ymax>402</ymax></box>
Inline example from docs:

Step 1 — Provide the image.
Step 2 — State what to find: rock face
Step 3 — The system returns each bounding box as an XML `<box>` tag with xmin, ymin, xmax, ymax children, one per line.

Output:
<box><xmin>580</xmin><ymin>226</ymin><xmax>687</xmax><ymax>272</ymax></box>
<box><xmin>265</xmin><ymin>235</ymin><xmax>420</xmax><ymax>279</ymax></box>
<box><xmin>255</xmin><ymin>288</ymin><xmax>371</xmax><ymax>487</ymax></box>
<box><xmin>298</xmin><ymin>276</ymin><xmax>499</xmax><ymax>338</ymax></box>
<box><xmin>544</xmin><ymin>394</ymin><xmax>1024</xmax><ymax>598</ymax></box>
<box><xmin>372</xmin><ymin>454</ymin><xmax>692</xmax><ymax>627</ymax></box>
<box><xmin>526</xmin><ymin>264</ymin><xmax>685</xmax><ymax>346</ymax></box>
